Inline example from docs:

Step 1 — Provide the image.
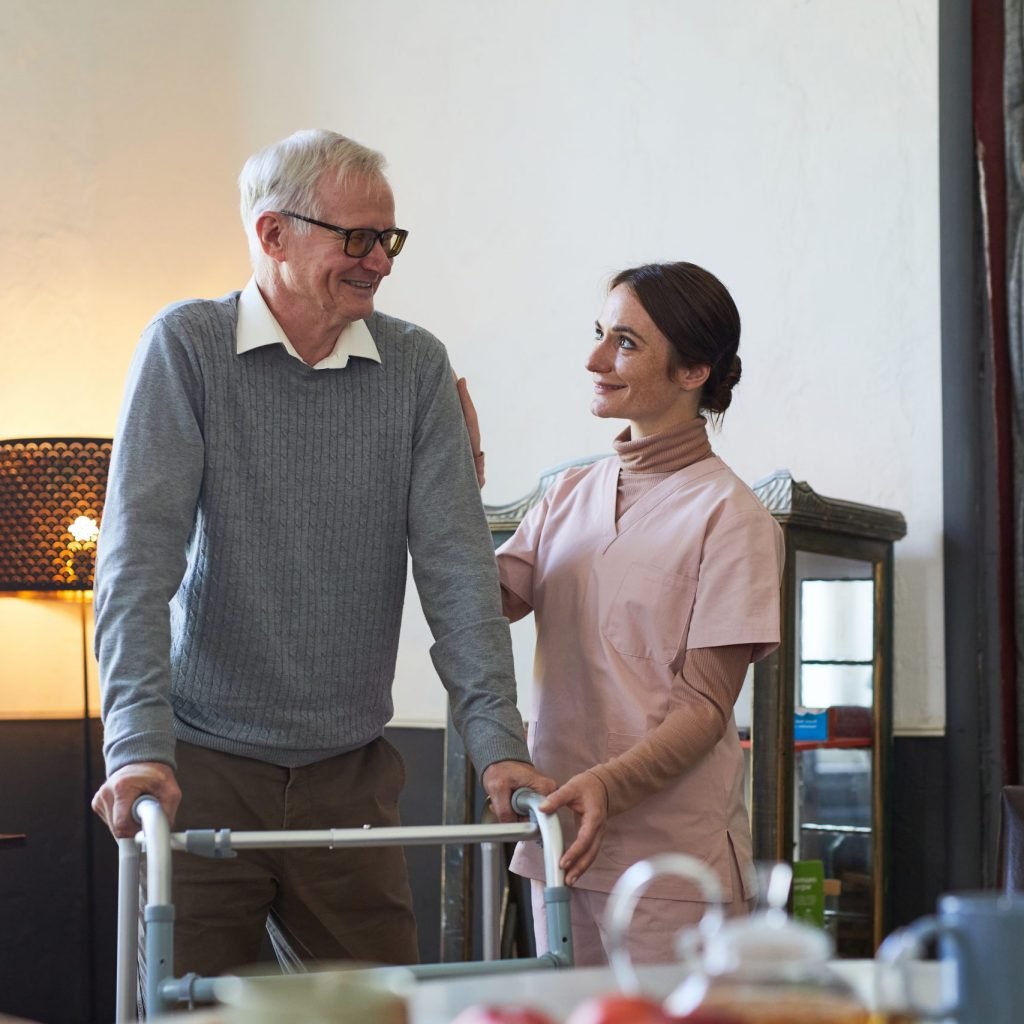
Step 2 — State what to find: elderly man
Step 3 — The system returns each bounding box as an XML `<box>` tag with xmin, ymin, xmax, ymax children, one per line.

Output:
<box><xmin>91</xmin><ymin>128</ymin><xmax>552</xmax><ymax>974</ymax></box>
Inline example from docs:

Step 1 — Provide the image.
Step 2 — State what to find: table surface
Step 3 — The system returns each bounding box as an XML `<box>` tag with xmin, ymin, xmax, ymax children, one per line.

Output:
<box><xmin>181</xmin><ymin>958</ymin><xmax>951</xmax><ymax>1023</ymax></box>
<box><xmin>408</xmin><ymin>959</ymin><xmax>949</xmax><ymax>1023</ymax></box>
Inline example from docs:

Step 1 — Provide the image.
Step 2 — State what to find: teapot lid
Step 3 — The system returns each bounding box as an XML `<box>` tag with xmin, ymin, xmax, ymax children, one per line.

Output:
<box><xmin>692</xmin><ymin>910</ymin><xmax>834</xmax><ymax>977</ymax></box>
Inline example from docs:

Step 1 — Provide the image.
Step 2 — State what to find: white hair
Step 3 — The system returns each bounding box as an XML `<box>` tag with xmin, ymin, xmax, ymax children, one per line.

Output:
<box><xmin>238</xmin><ymin>129</ymin><xmax>389</xmax><ymax>266</ymax></box>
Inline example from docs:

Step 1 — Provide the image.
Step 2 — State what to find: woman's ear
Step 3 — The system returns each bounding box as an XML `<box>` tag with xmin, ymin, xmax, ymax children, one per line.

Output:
<box><xmin>673</xmin><ymin>363</ymin><xmax>711</xmax><ymax>392</ymax></box>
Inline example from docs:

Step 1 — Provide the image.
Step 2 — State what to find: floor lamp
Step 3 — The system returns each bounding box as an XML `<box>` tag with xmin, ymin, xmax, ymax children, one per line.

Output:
<box><xmin>0</xmin><ymin>436</ymin><xmax>113</xmax><ymax>1022</ymax></box>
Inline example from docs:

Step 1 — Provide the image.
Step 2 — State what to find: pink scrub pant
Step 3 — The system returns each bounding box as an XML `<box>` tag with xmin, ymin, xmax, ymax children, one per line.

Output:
<box><xmin>530</xmin><ymin>853</ymin><xmax>750</xmax><ymax>966</ymax></box>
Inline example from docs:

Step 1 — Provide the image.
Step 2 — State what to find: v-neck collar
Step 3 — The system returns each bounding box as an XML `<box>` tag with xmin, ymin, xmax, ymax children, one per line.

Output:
<box><xmin>598</xmin><ymin>454</ymin><xmax>726</xmax><ymax>551</ymax></box>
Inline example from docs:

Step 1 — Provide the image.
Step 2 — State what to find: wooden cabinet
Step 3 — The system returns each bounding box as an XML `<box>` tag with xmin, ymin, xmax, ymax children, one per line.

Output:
<box><xmin>749</xmin><ymin>470</ymin><xmax>906</xmax><ymax>955</ymax></box>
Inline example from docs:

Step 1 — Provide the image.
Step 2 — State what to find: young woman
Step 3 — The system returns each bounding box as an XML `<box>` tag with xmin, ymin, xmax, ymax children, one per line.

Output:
<box><xmin>497</xmin><ymin>262</ymin><xmax>784</xmax><ymax>965</ymax></box>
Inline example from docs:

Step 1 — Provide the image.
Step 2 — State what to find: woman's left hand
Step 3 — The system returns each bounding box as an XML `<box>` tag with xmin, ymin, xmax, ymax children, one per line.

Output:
<box><xmin>539</xmin><ymin>771</ymin><xmax>609</xmax><ymax>885</ymax></box>
<box><xmin>455</xmin><ymin>375</ymin><xmax>486</xmax><ymax>487</ymax></box>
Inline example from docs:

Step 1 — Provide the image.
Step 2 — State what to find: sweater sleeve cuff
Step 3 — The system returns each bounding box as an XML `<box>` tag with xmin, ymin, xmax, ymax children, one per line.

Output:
<box><xmin>104</xmin><ymin>731</ymin><xmax>177</xmax><ymax>777</ymax></box>
<box><xmin>430</xmin><ymin>616</ymin><xmax>532</xmax><ymax>773</ymax></box>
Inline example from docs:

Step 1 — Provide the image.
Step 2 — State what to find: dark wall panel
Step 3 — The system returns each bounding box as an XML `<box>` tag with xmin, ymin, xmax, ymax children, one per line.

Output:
<box><xmin>888</xmin><ymin>735</ymin><xmax>948</xmax><ymax>931</ymax></box>
<box><xmin>0</xmin><ymin>720</ymin><xmax>103</xmax><ymax>1023</ymax></box>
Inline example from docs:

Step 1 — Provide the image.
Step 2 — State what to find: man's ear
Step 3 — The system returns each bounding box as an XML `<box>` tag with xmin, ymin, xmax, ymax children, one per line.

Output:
<box><xmin>673</xmin><ymin>362</ymin><xmax>711</xmax><ymax>392</ymax></box>
<box><xmin>254</xmin><ymin>211</ymin><xmax>288</xmax><ymax>262</ymax></box>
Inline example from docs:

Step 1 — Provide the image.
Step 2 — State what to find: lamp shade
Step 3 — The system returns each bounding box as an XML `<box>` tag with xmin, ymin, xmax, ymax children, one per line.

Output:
<box><xmin>0</xmin><ymin>438</ymin><xmax>112</xmax><ymax>591</ymax></box>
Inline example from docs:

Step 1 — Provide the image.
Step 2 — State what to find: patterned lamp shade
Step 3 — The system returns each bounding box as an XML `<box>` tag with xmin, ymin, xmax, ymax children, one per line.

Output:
<box><xmin>0</xmin><ymin>438</ymin><xmax>113</xmax><ymax>591</ymax></box>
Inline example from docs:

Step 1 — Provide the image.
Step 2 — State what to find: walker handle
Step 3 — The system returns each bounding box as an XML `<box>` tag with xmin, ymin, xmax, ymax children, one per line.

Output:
<box><xmin>131</xmin><ymin>794</ymin><xmax>161</xmax><ymax>824</ymax></box>
<box><xmin>510</xmin><ymin>787</ymin><xmax>542</xmax><ymax>817</ymax></box>
<box><xmin>510</xmin><ymin>788</ymin><xmax>565</xmax><ymax>888</ymax></box>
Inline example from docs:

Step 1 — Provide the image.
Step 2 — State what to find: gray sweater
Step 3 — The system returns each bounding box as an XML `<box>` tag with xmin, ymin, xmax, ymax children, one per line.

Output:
<box><xmin>95</xmin><ymin>293</ymin><xmax>530</xmax><ymax>775</ymax></box>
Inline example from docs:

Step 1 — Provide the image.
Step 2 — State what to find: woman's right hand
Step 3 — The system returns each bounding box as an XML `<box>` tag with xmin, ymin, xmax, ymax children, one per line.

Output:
<box><xmin>92</xmin><ymin>761</ymin><xmax>181</xmax><ymax>838</ymax></box>
<box><xmin>539</xmin><ymin>771</ymin><xmax>610</xmax><ymax>885</ymax></box>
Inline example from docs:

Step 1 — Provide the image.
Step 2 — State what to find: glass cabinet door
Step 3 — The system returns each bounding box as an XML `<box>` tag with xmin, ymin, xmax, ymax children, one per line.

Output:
<box><xmin>794</xmin><ymin>553</ymin><xmax>876</xmax><ymax>956</ymax></box>
<box><xmin>748</xmin><ymin>468</ymin><xmax>904</xmax><ymax>957</ymax></box>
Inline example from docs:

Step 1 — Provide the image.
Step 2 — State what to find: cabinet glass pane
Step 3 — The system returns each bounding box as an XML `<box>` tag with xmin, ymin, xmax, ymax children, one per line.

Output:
<box><xmin>798</xmin><ymin>748</ymin><xmax>872</xmax><ymax>829</ymax></box>
<box><xmin>800</xmin><ymin>664</ymin><xmax>873</xmax><ymax>708</ymax></box>
<box><xmin>797</xmin><ymin>747</ymin><xmax>874</xmax><ymax>958</ymax></box>
<box><xmin>800</xmin><ymin>579</ymin><xmax>874</xmax><ymax>662</ymax></box>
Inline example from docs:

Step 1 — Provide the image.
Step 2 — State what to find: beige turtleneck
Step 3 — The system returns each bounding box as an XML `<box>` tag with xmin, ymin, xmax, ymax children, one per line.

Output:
<box><xmin>613</xmin><ymin>414</ymin><xmax>713</xmax><ymax>519</ymax></box>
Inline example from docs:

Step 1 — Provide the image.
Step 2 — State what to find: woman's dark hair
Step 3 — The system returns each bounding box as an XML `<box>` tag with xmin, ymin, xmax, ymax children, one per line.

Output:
<box><xmin>610</xmin><ymin>262</ymin><xmax>742</xmax><ymax>417</ymax></box>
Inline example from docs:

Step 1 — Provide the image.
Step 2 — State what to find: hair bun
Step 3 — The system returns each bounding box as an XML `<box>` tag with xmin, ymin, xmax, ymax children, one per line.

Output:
<box><xmin>705</xmin><ymin>354</ymin><xmax>741</xmax><ymax>415</ymax></box>
<box><xmin>721</xmin><ymin>353</ymin><xmax>741</xmax><ymax>391</ymax></box>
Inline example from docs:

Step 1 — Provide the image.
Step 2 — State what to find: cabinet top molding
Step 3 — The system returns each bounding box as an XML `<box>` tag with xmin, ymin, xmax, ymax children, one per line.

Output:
<box><xmin>753</xmin><ymin>469</ymin><xmax>907</xmax><ymax>543</ymax></box>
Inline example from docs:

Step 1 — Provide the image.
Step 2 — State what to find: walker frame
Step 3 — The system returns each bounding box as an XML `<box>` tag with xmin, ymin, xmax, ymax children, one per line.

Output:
<box><xmin>115</xmin><ymin>787</ymin><xmax>573</xmax><ymax>1021</ymax></box>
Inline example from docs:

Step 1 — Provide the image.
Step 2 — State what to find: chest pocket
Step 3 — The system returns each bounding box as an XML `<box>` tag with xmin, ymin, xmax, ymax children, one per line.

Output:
<box><xmin>601</xmin><ymin>562</ymin><xmax>699</xmax><ymax>664</ymax></box>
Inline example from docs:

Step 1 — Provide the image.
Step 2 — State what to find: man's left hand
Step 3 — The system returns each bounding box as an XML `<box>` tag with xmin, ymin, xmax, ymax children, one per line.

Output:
<box><xmin>481</xmin><ymin>760</ymin><xmax>556</xmax><ymax>822</ymax></box>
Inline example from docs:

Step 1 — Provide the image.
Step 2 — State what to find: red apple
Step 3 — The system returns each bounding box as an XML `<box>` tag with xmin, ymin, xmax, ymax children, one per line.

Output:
<box><xmin>451</xmin><ymin>1005</ymin><xmax>557</xmax><ymax>1024</ymax></box>
<box><xmin>565</xmin><ymin>994</ymin><xmax>671</xmax><ymax>1024</ymax></box>
<box><xmin>667</xmin><ymin>1010</ymin><xmax>745</xmax><ymax>1023</ymax></box>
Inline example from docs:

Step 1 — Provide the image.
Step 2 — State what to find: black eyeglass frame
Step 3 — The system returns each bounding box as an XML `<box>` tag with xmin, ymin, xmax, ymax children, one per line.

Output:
<box><xmin>278</xmin><ymin>210</ymin><xmax>408</xmax><ymax>258</ymax></box>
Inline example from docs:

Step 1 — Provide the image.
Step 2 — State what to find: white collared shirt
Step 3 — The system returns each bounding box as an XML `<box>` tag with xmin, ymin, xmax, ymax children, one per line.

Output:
<box><xmin>235</xmin><ymin>277</ymin><xmax>381</xmax><ymax>370</ymax></box>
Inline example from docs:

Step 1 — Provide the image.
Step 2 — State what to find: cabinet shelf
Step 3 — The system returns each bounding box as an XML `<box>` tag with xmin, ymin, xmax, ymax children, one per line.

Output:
<box><xmin>825</xmin><ymin>909</ymin><xmax>871</xmax><ymax>922</ymax></box>
<box><xmin>741</xmin><ymin>737</ymin><xmax>872</xmax><ymax>751</ymax></box>
<box><xmin>801</xmin><ymin>823</ymin><xmax>872</xmax><ymax>835</ymax></box>
<box><xmin>796</xmin><ymin>738</ymin><xmax>872</xmax><ymax>751</ymax></box>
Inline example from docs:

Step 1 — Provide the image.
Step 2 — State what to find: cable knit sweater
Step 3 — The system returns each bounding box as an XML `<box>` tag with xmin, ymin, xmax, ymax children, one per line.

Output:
<box><xmin>96</xmin><ymin>293</ymin><xmax>530</xmax><ymax>775</ymax></box>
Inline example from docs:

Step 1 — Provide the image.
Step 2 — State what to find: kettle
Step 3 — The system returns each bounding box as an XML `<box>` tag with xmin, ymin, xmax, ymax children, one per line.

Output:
<box><xmin>605</xmin><ymin>857</ymin><xmax>869</xmax><ymax>1024</ymax></box>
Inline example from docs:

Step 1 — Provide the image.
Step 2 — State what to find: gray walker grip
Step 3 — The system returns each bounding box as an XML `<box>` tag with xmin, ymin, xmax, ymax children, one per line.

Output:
<box><xmin>184</xmin><ymin>829</ymin><xmax>237</xmax><ymax>859</ymax></box>
<box><xmin>131</xmin><ymin>794</ymin><xmax>159</xmax><ymax>822</ymax></box>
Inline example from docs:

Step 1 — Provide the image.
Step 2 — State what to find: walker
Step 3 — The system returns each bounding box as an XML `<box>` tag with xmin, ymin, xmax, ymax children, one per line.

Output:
<box><xmin>114</xmin><ymin>787</ymin><xmax>573</xmax><ymax>1021</ymax></box>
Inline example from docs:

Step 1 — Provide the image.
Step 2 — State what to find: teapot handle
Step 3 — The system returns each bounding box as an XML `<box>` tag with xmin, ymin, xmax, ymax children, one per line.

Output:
<box><xmin>605</xmin><ymin>853</ymin><xmax>725</xmax><ymax>995</ymax></box>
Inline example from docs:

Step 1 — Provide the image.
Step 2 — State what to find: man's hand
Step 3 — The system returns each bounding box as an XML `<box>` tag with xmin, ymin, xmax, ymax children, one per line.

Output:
<box><xmin>481</xmin><ymin>760</ymin><xmax>556</xmax><ymax>822</ymax></box>
<box><xmin>92</xmin><ymin>761</ymin><xmax>181</xmax><ymax>839</ymax></box>
<box><xmin>456</xmin><ymin>376</ymin><xmax>486</xmax><ymax>487</ymax></box>
<box><xmin>539</xmin><ymin>771</ymin><xmax>609</xmax><ymax>885</ymax></box>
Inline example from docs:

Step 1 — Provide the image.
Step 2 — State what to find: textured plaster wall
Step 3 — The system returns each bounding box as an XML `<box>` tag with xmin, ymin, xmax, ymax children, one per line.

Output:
<box><xmin>0</xmin><ymin>1</ymin><xmax>942</xmax><ymax>734</ymax></box>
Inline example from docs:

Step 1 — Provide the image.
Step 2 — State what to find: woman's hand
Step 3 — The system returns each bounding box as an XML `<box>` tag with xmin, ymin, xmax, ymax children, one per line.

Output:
<box><xmin>455</xmin><ymin>375</ymin><xmax>486</xmax><ymax>487</ymax></box>
<box><xmin>539</xmin><ymin>771</ymin><xmax>609</xmax><ymax>885</ymax></box>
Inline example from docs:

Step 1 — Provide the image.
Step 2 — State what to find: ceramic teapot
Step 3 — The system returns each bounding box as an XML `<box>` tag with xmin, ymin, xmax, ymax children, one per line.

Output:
<box><xmin>605</xmin><ymin>857</ymin><xmax>869</xmax><ymax>1024</ymax></box>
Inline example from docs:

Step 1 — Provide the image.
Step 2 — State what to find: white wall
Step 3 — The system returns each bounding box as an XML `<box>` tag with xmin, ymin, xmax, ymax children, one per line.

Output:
<box><xmin>0</xmin><ymin>1</ymin><xmax>942</xmax><ymax>735</ymax></box>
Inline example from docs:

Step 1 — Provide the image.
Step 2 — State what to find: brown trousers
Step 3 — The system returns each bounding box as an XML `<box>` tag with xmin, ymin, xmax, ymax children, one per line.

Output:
<box><xmin>163</xmin><ymin>738</ymin><xmax>418</xmax><ymax>976</ymax></box>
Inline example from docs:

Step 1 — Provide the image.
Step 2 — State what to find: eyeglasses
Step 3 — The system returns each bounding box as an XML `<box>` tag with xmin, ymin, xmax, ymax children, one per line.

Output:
<box><xmin>278</xmin><ymin>210</ymin><xmax>408</xmax><ymax>258</ymax></box>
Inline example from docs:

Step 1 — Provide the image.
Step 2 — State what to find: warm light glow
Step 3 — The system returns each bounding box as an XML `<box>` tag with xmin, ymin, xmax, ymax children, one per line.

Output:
<box><xmin>0</xmin><ymin>597</ymin><xmax>100</xmax><ymax>718</ymax></box>
<box><xmin>69</xmin><ymin>515</ymin><xmax>99</xmax><ymax>544</ymax></box>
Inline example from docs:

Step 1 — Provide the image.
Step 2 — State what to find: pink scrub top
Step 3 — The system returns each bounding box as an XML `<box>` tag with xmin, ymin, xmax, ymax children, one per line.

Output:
<box><xmin>498</xmin><ymin>455</ymin><xmax>784</xmax><ymax>903</ymax></box>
